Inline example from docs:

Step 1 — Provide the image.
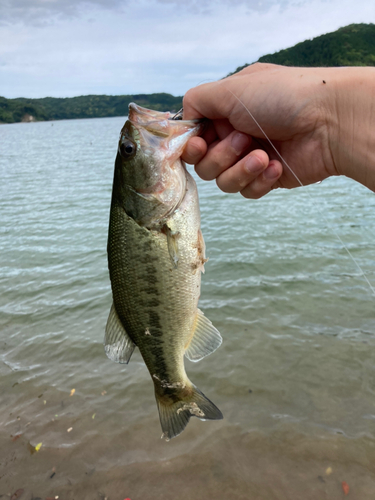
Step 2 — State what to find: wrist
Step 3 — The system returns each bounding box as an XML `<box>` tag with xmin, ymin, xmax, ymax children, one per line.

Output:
<box><xmin>325</xmin><ymin>67</ymin><xmax>375</xmax><ymax>191</ymax></box>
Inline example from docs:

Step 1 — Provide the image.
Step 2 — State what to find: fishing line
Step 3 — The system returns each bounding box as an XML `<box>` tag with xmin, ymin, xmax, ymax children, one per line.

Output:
<box><xmin>226</xmin><ymin>87</ymin><xmax>375</xmax><ymax>298</ymax></box>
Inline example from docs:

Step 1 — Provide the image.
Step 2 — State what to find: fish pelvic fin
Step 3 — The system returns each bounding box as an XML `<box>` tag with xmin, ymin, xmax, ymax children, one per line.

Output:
<box><xmin>104</xmin><ymin>303</ymin><xmax>136</xmax><ymax>364</ymax></box>
<box><xmin>156</xmin><ymin>384</ymin><xmax>223</xmax><ymax>441</ymax></box>
<box><xmin>184</xmin><ymin>308</ymin><xmax>222</xmax><ymax>362</ymax></box>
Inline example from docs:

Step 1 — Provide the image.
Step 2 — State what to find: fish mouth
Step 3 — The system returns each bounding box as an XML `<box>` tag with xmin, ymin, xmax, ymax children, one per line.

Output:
<box><xmin>128</xmin><ymin>103</ymin><xmax>206</xmax><ymax>142</ymax></box>
<box><xmin>128</xmin><ymin>103</ymin><xmax>173</xmax><ymax>124</ymax></box>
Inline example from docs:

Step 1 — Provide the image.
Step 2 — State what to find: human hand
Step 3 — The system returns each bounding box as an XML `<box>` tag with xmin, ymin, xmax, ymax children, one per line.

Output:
<box><xmin>182</xmin><ymin>64</ymin><xmax>351</xmax><ymax>198</ymax></box>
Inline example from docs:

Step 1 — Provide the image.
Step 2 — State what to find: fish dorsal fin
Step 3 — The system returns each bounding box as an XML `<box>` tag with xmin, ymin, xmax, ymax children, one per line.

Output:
<box><xmin>104</xmin><ymin>303</ymin><xmax>136</xmax><ymax>364</ymax></box>
<box><xmin>185</xmin><ymin>309</ymin><xmax>222</xmax><ymax>362</ymax></box>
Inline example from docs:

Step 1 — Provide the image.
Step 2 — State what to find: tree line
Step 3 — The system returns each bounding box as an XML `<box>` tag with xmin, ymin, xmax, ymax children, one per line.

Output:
<box><xmin>1</xmin><ymin>23</ymin><xmax>374</xmax><ymax>124</ymax></box>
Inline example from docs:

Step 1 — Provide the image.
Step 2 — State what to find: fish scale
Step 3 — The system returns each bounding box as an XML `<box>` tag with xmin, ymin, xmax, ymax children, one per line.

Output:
<box><xmin>105</xmin><ymin>103</ymin><xmax>223</xmax><ymax>439</ymax></box>
<box><xmin>109</xmin><ymin>175</ymin><xmax>200</xmax><ymax>377</ymax></box>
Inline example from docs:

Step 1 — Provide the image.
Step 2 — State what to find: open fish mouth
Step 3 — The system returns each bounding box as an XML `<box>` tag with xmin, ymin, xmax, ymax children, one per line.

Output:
<box><xmin>127</xmin><ymin>103</ymin><xmax>205</xmax><ymax>142</ymax></box>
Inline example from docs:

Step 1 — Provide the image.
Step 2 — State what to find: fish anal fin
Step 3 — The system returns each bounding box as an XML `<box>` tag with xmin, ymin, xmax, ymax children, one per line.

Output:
<box><xmin>104</xmin><ymin>303</ymin><xmax>136</xmax><ymax>364</ymax></box>
<box><xmin>184</xmin><ymin>308</ymin><xmax>222</xmax><ymax>362</ymax></box>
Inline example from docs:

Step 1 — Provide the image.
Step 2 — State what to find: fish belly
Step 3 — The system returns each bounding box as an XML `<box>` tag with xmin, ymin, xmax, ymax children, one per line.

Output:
<box><xmin>107</xmin><ymin>171</ymin><xmax>223</xmax><ymax>439</ymax></box>
<box><xmin>108</xmin><ymin>172</ymin><xmax>201</xmax><ymax>380</ymax></box>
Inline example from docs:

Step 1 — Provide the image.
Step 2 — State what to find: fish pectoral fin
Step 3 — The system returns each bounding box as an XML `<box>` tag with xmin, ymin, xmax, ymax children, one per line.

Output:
<box><xmin>163</xmin><ymin>224</ymin><xmax>180</xmax><ymax>269</ymax></box>
<box><xmin>184</xmin><ymin>308</ymin><xmax>222</xmax><ymax>362</ymax></box>
<box><xmin>104</xmin><ymin>303</ymin><xmax>136</xmax><ymax>364</ymax></box>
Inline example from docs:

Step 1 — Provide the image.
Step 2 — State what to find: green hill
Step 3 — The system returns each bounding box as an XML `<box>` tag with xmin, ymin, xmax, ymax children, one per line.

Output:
<box><xmin>2</xmin><ymin>23</ymin><xmax>375</xmax><ymax>124</ymax></box>
<box><xmin>230</xmin><ymin>23</ymin><xmax>375</xmax><ymax>75</ymax></box>
<box><xmin>0</xmin><ymin>93</ymin><xmax>183</xmax><ymax>124</ymax></box>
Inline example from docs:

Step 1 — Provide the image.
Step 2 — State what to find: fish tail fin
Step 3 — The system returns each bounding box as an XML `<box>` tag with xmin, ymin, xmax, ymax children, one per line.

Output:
<box><xmin>155</xmin><ymin>384</ymin><xmax>223</xmax><ymax>441</ymax></box>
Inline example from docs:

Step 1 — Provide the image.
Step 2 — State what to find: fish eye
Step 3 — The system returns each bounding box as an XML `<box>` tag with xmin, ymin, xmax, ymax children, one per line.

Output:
<box><xmin>119</xmin><ymin>140</ymin><xmax>136</xmax><ymax>159</ymax></box>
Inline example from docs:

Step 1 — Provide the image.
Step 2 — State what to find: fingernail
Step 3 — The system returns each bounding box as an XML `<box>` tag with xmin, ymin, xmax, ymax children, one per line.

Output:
<box><xmin>231</xmin><ymin>132</ymin><xmax>251</xmax><ymax>155</ymax></box>
<box><xmin>264</xmin><ymin>164</ymin><xmax>280</xmax><ymax>179</ymax></box>
<box><xmin>244</xmin><ymin>155</ymin><xmax>264</xmax><ymax>175</ymax></box>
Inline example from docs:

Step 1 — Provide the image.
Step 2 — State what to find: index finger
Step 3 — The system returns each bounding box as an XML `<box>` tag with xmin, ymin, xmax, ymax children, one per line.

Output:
<box><xmin>183</xmin><ymin>80</ymin><xmax>237</xmax><ymax>121</ymax></box>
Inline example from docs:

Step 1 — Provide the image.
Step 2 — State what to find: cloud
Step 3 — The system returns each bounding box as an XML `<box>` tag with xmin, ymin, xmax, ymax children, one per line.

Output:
<box><xmin>1</xmin><ymin>0</ymin><xmax>374</xmax><ymax>98</ymax></box>
<box><xmin>0</xmin><ymin>0</ymin><xmax>303</xmax><ymax>26</ymax></box>
<box><xmin>0</xmin><ymin>0</ymin><xmax>122</xmax><ymax>25</ymax></box>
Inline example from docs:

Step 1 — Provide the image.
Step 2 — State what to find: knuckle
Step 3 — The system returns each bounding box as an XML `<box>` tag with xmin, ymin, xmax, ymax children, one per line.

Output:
<box><xmin>197</xmin><ymin>146</ymin><xmax>225</xmax><ymax>175</ymax></box>
<box><xmin>194</xmin><ymin>164</ymin><xmax>214</xmax><ymax>181</ymax></box>
<box><xmin>207</xmin><ymin>155</ymin><xmax>223</xmax><ymax>171</ymax></box>
<box><xmin>184</xmin><ymin>141</ymin><xmax>203</xmax><ymax>165</ymax></box>
<box><xmin>209</xmin><ymin>145</ymin><xmax>236</xmax><ymax>170</ymax></box>
<box><xmin>252</xmin><ymin>62</ymin><xmax>263</xmax><ymax>70</ymax></box>
<box><xmin>240</xmin><ymin>183</ymin><xmax>268</xmax><ymax>200</ymax></box>
<box><xmin>216</xmin><ymin>177</ymin><xmax>234</xmax><ymax>194</ymax></box>
<box><xmin>254</xmin><ymin>62</ymin><xmax>276</xmax><ymax>71</ymax></box>
<box><xmin>242</xmin><ymin>190</ymin><xmax>262</xmax><ymax>200</ymax></box>
<box><xmin>182</xmin><ymin>91</ymin><xmax>193</xmax><ymax>108</ymax></box>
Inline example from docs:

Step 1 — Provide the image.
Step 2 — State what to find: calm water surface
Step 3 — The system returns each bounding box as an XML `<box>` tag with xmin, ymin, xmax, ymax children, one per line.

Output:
<box><xmin>1</xmin><ymin>117</ymin><xmax>375</xmax><ymax>499</ymax></box>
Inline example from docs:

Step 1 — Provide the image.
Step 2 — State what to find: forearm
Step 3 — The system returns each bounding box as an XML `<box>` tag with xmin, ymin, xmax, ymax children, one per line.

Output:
<box><xmin>326</xmin><ymin>67</ymin><xmax>375</xmax><ymax>191</ymax></box>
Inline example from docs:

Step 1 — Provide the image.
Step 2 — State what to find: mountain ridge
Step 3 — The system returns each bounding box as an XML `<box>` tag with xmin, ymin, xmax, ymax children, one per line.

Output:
<box><xmin>2</xmin><ymin>23</ymin><xmax>374</xmax><ymax>124</ymax></box>
<box><xmin>229</xmin><ymin>23</ymin><xmax>375</xmax><ymax>75</ymax></box>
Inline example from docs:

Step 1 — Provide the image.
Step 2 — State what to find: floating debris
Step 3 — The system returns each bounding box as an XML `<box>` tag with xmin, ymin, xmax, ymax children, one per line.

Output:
<box><xmin>67</xmin><ymin>427</ymin><xmax>73</xmax><ymax>433</ymax></box>
<box><xmin>325</xmin><ymin>467</ymin><xmax>333</xmax><ymax>475</ymax></box>
<box><xmin>11</xmin><ymin>433</ymin><xmax>22</xmax><ymax>442</ymax></box>
<box><xmin>101</xmin><ymin>390</ymin><xmax>107</xmax><ymax>396</ymax></box>
<box><xmin>70</xmin><ymin>388</ymin><xmax>76</xmax><ymax>396</ymax></box>
<box><xmin>92</xmin><ymin>413</ymin><xmax>96</xmax><ymax>419</ymax></box>
<box><xmin>35</xmin><ymin>442</ymin><xmax>42</xmax><ymax>452</ymax></box>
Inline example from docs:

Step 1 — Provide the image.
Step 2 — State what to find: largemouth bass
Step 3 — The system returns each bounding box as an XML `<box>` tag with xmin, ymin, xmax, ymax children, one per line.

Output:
<box><xmin>105</xmin><ymin>103</ymin><xmax>223</xmax><ymax>440</ymax></box>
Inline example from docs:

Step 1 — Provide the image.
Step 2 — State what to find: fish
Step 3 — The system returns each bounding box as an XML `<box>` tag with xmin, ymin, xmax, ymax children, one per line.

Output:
<box><xmin>105</xmin><ymin>103</ymin><xmax>223</xmax><ymax>440</ymax></box>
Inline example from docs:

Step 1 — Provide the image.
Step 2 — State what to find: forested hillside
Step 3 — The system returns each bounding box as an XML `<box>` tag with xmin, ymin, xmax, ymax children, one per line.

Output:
<box><xmin>230</xmin><ymin>23</ymin><xmax>375</xmax><ymax>75</ymax></box>
<box><xmin>0</xmin><ymin>93</ymin><xmax>182</xmax><ymax>124</ymax></box>
<box><xmin>2</xmin><ymin>23</ymin><xmax>374</xmax><ymax>124</ymax></box>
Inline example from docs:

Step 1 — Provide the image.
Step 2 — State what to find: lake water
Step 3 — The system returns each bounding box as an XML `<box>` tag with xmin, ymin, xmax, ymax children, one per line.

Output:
<box><xmin>1</xmin><ymin>116</ymin><xmax>375</xmax><ymax>500</ymax></box>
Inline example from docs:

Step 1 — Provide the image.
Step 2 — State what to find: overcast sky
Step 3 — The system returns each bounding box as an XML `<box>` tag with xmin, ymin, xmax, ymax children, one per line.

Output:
<box><xmin>1</xmin><ymin>0</ymin><xmax>374</xmax><ymax>98</ymax></box>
